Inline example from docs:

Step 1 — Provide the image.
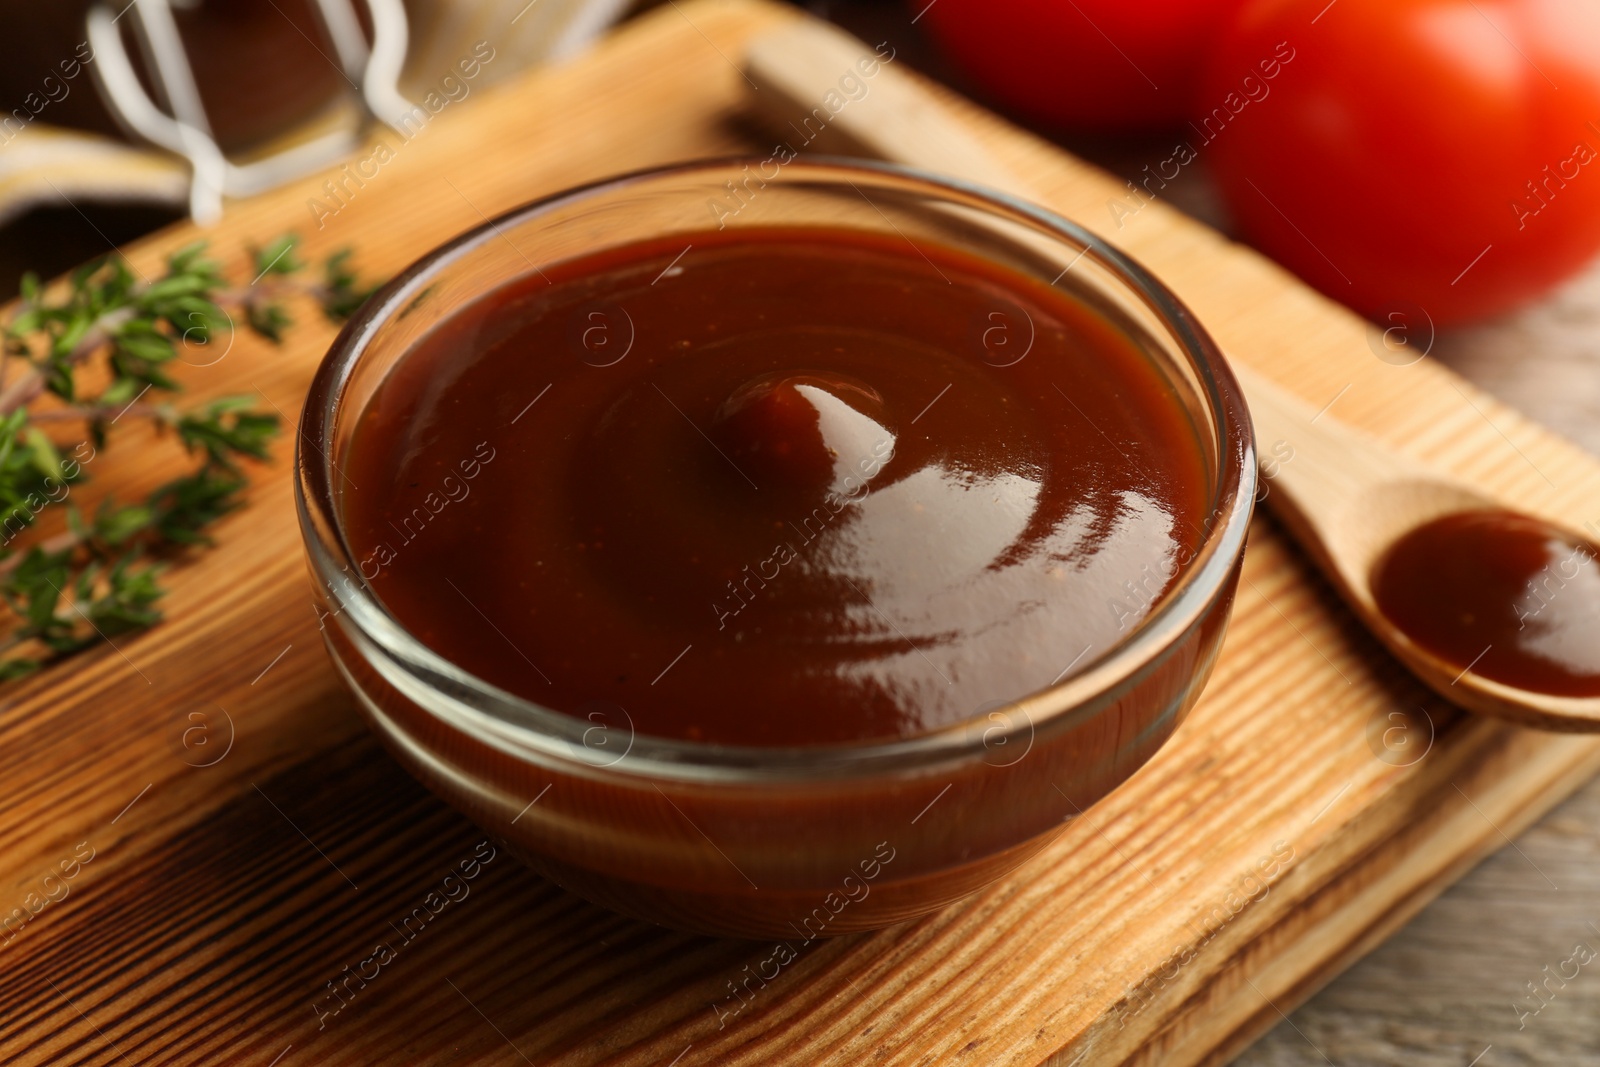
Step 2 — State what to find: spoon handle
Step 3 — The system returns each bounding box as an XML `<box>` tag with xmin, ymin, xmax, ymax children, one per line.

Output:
<box><xmin>744</xmin><ymin>20</ymin><xmax>1042</xmax><ymax>198</ymax></box>
<box><xmin>1225</xmin><ymin>361</ymin><xmax>1458</xmax><ymax>601</ymax></box>
<box><xmin>1229</xmin><ymin>361</ymin><xmax>1424</xmax><ymax>511</ymax></box>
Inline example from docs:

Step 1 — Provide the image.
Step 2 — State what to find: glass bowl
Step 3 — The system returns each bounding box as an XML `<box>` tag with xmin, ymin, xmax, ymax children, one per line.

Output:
<box><xmin>296</xmin><ymin>158</ymin><xmax>1255</xmax><ymax>939</ymax></box>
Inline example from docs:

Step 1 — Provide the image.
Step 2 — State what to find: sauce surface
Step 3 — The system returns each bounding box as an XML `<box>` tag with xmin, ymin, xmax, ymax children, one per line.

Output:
<box><xmin>342</xmin><ymin>228</ymin><xmax>1210</xmax><ymax>745</ymax></box>
<box><xmin>1371</xmin><ymin>509</ymin><xmax>1600</xmax><ymax>697</ymax></box>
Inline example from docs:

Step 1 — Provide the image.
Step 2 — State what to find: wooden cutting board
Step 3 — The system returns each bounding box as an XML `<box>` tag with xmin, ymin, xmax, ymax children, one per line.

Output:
<box><xmin>6</xmin><ymin>2</ymin><xmax>1600</xmax><ymax>1064</ymax></box>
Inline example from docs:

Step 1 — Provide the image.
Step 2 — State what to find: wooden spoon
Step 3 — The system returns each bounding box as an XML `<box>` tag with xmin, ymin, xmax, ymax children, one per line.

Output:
<box><xmin>1233</xmin><ymin>364</ymin><xmax>1600</xmax><ymax>730</ymax></box>
<box><xmin>742</xmin><ymin>19</ymin><xmax>1600</xmax><ymax>731</ymax></box>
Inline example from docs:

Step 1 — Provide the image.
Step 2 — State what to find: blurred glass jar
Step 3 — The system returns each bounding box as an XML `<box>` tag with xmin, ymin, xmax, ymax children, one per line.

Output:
<box><xmin>0</xmin><ymin>0</ymin><xmax>630</xmax><ymax>223</ymax></box>
<box><xmin>0</xmin><ymin>0</ymin><xmax>352</xmax><ymax>152</ymax></box>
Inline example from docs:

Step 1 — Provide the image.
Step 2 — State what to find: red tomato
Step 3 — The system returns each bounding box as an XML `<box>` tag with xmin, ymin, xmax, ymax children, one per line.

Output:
<box><xmin>918</xmin><ymin>0</ymin><xmax>1248</xmax><ymax>132</ymax></box>
<box><xmin>1201</xmin><ymin>0</ymin><xmax>1600</xmax><ymax>325</ymax></box>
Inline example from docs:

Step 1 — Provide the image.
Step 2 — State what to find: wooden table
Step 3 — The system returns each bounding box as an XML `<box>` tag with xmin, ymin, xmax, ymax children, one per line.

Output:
<box><xmin>4</xmin><ymin>2</ymin><xmax>1600</xmax><ymax>1064</ymax></box>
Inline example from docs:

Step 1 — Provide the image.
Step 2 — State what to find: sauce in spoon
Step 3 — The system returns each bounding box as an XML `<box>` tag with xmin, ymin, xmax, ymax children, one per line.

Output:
<box><xmin>1371</xmin><ymin>509</ymin><xmax>1600</xmax><ymax>697</ymax></box>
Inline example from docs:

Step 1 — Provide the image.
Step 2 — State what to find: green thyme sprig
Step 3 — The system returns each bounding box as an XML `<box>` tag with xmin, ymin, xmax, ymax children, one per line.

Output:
<box><xmin>0</xmin><ymin>234</ymin><xmax>377</xmax><ymax>680</ymax></box>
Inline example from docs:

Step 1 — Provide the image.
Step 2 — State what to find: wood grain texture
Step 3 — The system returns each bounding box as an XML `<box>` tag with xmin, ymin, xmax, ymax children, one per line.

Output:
<box><xmin>1232</xmin><ymin>255</ymin><xmax>1600</xmax><ymax>1067</ymax></box>
<box><xmin>4</xmin><ymin>3</ymin><xmax>1600</xmax><ymax>1065</ymax></box>
<box><xmin>1238</xmin><ymin>765</ymin><xmax>1600</xmax><ymax>1067</ymax></box>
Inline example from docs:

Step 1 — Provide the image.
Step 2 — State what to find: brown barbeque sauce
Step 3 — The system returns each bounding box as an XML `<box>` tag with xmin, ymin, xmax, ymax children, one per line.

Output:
<box><xmin>342</xmin><ymin>227</ymin><xmax>1212</xmax><ymax>745</ymax></box>
<box><xmin>1371</xmin><ymin>509</ymin><xmax>1600</xmax><ymax>697</ymax></box>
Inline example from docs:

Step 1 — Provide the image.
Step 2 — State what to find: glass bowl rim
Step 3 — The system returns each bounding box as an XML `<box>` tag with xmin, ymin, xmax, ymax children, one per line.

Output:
<box><xmin>295</xmin><ymin>155</ymin><xmax>1256</xmax><ymax>781</ymax></box>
